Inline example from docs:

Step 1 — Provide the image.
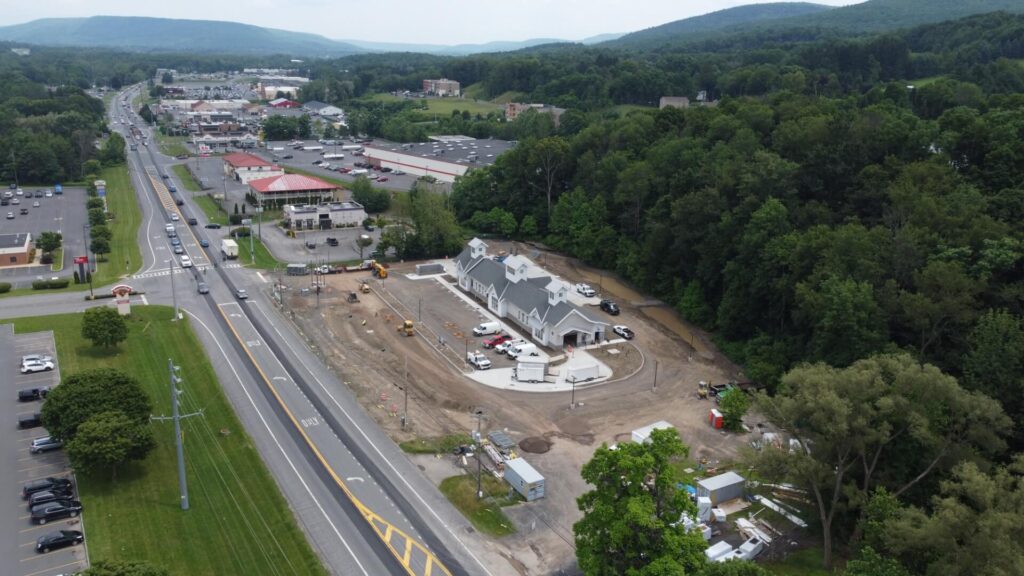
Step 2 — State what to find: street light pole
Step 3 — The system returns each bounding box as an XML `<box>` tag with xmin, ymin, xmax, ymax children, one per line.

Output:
<box><xmin>570</xmin><ymin>376</ymin><xmax>577</xmax><ymax>409</ymax></box>
<box><xmin>168</xmin><ymin>258</ymin><xmax>178</xmax><ymax>320</ymax></box>
<box><xmin>474</xmin><ymin>409</ymin><xmax>485</xmax><ymax>499</ymax></box>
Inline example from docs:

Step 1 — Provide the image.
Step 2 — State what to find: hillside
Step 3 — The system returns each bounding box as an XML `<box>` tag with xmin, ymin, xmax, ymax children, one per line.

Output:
<box><xmin>343</xmin><ymin>37</ymin><xmax>567</xmax><ymax>55</ymax></box>
<box><xmin>781</xmin><ymin>0</ymin><xmax>1024</xmax><ymax>33</ymax></box>
<box><xmin>610</xmin><ymin>2</ymin><xmax>833</xmax><ymax>47</ymax></box>
<box><xmin>0</xmin><ymin>16</ymin><xmax>362</xmax><ymax>56</ymax></box>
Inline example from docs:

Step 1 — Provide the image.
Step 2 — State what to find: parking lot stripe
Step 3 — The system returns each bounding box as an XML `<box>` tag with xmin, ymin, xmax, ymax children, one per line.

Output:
<box><xmin>17</xmin><ymin>463</ymin><xmax>66</xmax><ymax>475</ymax></box>
<box><xmin>22</xmin><ymin>559</ymin><xmax>84</xmax><ymax>574</ymax></box>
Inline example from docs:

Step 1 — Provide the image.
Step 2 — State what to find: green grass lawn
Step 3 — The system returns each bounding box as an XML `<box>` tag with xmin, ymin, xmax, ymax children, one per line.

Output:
<box><xmin>399</xmin><ymin>434</ymin><xmax>472</xmax><ymax>454</ymax></box>
<box><xmin>10</xmin><ymin>307</ymin><xmax>326</xmax><ymax>576</ymax></box>
<box><xmin>194</xmin><ymin>195</ymin><xmax>229</xmax><ymax>226</ymax></box>
<box><xmin>233</xmin><ymin>234</ymin><xmax>283</xmax><ymax>269</ymax></box>
<box><xmin>50</xmin><ymin>248</ymin><xmax>63</xmax><ymax>272</ymax></box>
<box><xmin>370</xmin><ymin>93</ymin><xmax>502</xmax><ymax>116</ymax></box>
<box><xmin>156</xmin><ymin>134</ymin><xmax>190</xmax><ymax>157</ymax></box>
<box><xmin>93</xmin><ymin>165</ymin><xmax>142</xmax><ymax>286</ymax></box>
<box><xmin>171</xmin><ymin>164</ymin><xmax>202</xmax><ymax>192</ymax></box>
<box><xmin>439</xmin><ymin>474</ymin><xmax>517</xmax><ymax>537</ymax></box>
<box><xmin>765</xmin><ymin>547</ymin><xmax>835</xmax><ymax>576</ymax></box>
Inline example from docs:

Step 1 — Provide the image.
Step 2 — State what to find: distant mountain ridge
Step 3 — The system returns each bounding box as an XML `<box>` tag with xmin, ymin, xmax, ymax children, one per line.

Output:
<box><xmin>611</xmin><ymin>2</ymin><xmax>834</xmax><ymax>47</ymax></box>
<box><xmin>0</xmin><ymin>16</ymin><xmax>363</xmax><ymax>56</ymax></box>
<box><xmin>607</xmin><ymin>0</ymin><xmax>1024</xmax><ymax>48</ymax></box>
<box><xmin>0</xmin><ymin>15</ymin><xmax>621</xmax><ymax>57</ymax></box>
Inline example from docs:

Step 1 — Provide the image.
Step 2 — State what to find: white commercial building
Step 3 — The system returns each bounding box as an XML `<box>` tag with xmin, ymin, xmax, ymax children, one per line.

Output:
<box><xmin>283</xmin><ymin>202</ymin><xmax>367</xmax><ymax>230</ymax></box>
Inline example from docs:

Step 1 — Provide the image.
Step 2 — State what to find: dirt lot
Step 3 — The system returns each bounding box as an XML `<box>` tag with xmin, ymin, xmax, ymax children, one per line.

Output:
<box><xmin>285</xmin><ymin>243</ymin><xmax>748</xmax><ymax>575</ymax></box>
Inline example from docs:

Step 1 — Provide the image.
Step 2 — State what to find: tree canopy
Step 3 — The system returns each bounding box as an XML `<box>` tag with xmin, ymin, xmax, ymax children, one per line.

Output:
<box><xmin>40</xmin><ymin>368</ymin><xmax>152</xmax><ymax>442</ymax></box>
<box><xmin>66</xmin><ymin>410</ymin><xmax>155</xmax><ymax>478</ymax></box>
<box><xmin>81</xmin><ymin>305</ymin><xmax>128</xmax><ymax>347</ymax></box>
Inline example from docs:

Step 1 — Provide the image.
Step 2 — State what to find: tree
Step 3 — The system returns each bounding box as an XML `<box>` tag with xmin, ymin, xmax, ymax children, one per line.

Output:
<box><xmin>99</xmin><ymin>132</ymin><xmax>126</xmax><ymax>166</ymax></box>
<box><xmin>90</xmin><ymin>237</ymin><xmax>111</xmax><ymax>260</ymax></box>
<box><xmin>962</xmin><ymin>309</ymin><xmax>1024</xmax><ymax>449</ymax></box>
<box><xmin>350</xmin><ymin>177</ymin><xmax>391</xmax><ymax>213</ymax></box>
<box><xmin>36</xmin><ymin>231</ymin><xmax>63</xmax><ymax>253</ymax></box>
<box><xmin>40</xmin><ymin>368</ymin><xmax>152</xmax><ymax>442</ymax></box>
<box><xmin>161</xmin><ymin>71</ymin><xmax>174</xmax><ymax>84</ymax></box>
<box><xmin>356</xmin><ymin>234</ymin><xmax>373</xmax><ymax>259</ymax></box>
<box><xmin>528</xmin><ymin>136</ymin><xmax>571</xmax><ymax>219</ymax></box>
<box><xmin>88</xmin><ymin>207</ymin><xmax>106</xmax><ymax>226</ymax></box>
<box><xmin>81</xmin><ymin>560</ymin><xmax>170</xmax><ymax>576</ymax></box>
<box><xmin>843</xmin><ymin>547</ymin><xmax>910</xmax><ymax>576</ymax></box>
<box><xmin>795</xmin><ymin>275</ymin><xmax>888</xmax><ymax>366</ymax></box>
<box><xmin>66</xmin><ymin>411</ymin><xmax>155</xmax><ymax>479</ymax></box>
<box><xmin>519</xmin><ymin>214</ymin><xmax>538</xmax><ymax>238</ymax></box>
<box><xmin>699</xmin><ymin>561</ymin><xmax>770</xmax><ymax>576</ymax></box>
<box><xmin>717</xmin><ymin>389</ymin><xmax>749</xmax><ymax>431</ymax></box>
<box><xmin>574</xmin><ymin>428</ymin><xmax>707</xmax><ymax>576</ymax></box>
<box><xmin>877</xmin><ymin>456</ymin><xmax>1024</xmax><ymax>576</ymax></box>
<box><xmin>752</xmin><ymin>354</ymin><xmax>1009</xmax><ymax>568</ymax></box>
<box><xmin>81</xmin><ymin>306</ymin><xmax>128</xmax><ymax>348</ymax></box>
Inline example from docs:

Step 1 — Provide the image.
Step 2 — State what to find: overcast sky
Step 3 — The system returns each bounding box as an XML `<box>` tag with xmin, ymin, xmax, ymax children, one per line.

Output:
<box><xmin>6</xmin><ymin>0</ymin><xmax>862</xmax><ymax>44</ymax></box>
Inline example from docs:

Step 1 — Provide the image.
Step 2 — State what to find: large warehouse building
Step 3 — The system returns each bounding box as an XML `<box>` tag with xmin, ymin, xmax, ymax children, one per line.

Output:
<box><xmin>364</xmin><ymin>137</ymin><xmax>514</xmax><ymax>184</ymax></box>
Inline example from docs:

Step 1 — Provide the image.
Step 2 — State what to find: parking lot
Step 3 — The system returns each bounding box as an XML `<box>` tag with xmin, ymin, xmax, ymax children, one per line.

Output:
<box><xmin>0</xmin><ymin>324</ymin><xmax>87</xmax><ymax>576</ymax></box>
<box><xmin>0</xmin><ymin>187</ymin><xmax>89</xmax><ymax>288</ymax></box>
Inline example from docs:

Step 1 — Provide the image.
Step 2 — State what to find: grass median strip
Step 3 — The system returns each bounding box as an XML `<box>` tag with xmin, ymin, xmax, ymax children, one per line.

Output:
<box><xmin>194</xmin><ymin>194</ymin><xmax>229</xmax><ymax>225</ymax></box>
<box><xmin>439</xmin><ymin>474</ymin><xmax>517</xmax><ymax>537</ymax></box>
<box><xmin>171</xmin><ymin>164</ymin><xmax>202</xmax><ymax>192</ymax></box>
<box><xmin>10</xmin><ymin>307</ymin><xmax>326</xmax><ymax>575</ymax></box>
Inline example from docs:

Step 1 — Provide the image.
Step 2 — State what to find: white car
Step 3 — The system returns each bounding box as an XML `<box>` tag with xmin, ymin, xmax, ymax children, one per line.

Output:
<box><xmin>179</xmin><ymin>255</ymin><xmax>192</xmax><ymax>268</ymax></box>
<box><xmin>576</xmin><ymin>283</ymin><xmax>596</xmax><ymax>297</ymax></box>
<box><xmin>613</xmin><ymin>325</ymin><xmax>635</xmax><ymax>340</ymax></box>
<box><xmin>170</xmin><ymin>213</ymin><xmax>179</xmax><ymax>221</ymax></box>
<box><xmin>21</xmin><ymin>360</ymin><xmax>55</xmax><ymax>374</ymax></box>
<box><xmin>22</xmin><ymin>354</ymin><xmax>53</xmax><ymax>366</ymax></box>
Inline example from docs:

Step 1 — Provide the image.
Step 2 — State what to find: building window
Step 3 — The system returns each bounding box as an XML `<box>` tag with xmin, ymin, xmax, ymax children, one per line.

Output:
<box><xmin>9</xmin><ymin>256</ymin><xmax>16</xmax><ymax>263</ymax></box>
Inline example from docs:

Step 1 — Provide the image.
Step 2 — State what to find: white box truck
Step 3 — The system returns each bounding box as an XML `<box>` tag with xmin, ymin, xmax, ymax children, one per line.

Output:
<box><xmin>221</xmin><ymin>239</ymin><xmax>239</xmax><ymax>259</ymax></box>
<box><xmin>515</xmin><ymin>360</ymin><xmax>547</xmax><ymax>383</ymax></box>
<box><xmin>323</xmin><ymin>153</ymin><xmax>345</xmax><ymax>160</ymax></box>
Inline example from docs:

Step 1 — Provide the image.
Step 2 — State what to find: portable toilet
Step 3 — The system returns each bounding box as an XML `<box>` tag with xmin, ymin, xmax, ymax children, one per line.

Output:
<box><xmin>708</xmin><ymin>409</ymin><xmax>724</xmax><ymax>429</ymax></box>
<box><xmin>504</xmin><ymin>458</ymin><xmax>545</xmax><ymax>501</ymax></box>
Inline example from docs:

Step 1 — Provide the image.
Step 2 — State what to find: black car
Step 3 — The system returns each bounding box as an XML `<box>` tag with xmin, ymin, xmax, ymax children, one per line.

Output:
<box><xmin>36</xmin><ymin>530</ymin><xmax>84</xmax><ymax>553</ymax></box>
<box><xmin>28</xmin><ymin>489</ymin><xmax>75</xmax><ymax>509</ymax></box>
<box><xmin>600</xmin><ymin>299</ymin><xmax>620</xmax><ymax>315</ymax></box>
<box><xmin>31</xmin><ymin>499</ymin><xmax>82</xmax><ymax>524</ymax></box>
<box><xmin>22</xmin><ymin>477</ymin><xmax>73</xmax><ymax>500</ymax></box>
<box><xmin>282</xmin><ymin>154</ymin><xmax>293</xmax><ymax>159</ymax></box>
<box><xmin>326</xmin><ymin>237</ymin><xmax>339</xmax><ymax>247</ymax></box>
<box><xmin>18</xmin><ymin>413</ymin><xmax>42</xmax><ymax>429</ymax></box>
<box><xmin>175</xmin><ymin>198</ymin><xmax>184</xmax><ymax>206</ymax></box>
<box><xmin>188</xmin><ymin>217</ymin><xmax>198</xmax><ymax>226</ymax></box>
<box><xmin>18</xmin><ymin>387</ymin><xmax>50</xmax><ymax>402</ymax></box>
<box><xmin>205</xmin><ymin>223</ymin><xmax>222</xmax><ymax>229</ymax></box>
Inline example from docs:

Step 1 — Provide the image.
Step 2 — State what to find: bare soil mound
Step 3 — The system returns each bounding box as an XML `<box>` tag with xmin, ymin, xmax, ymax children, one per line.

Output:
<box><xmin>519</xmin><ymin>436</ymin><xmax>552</xmax><ymax>454</ymax></box>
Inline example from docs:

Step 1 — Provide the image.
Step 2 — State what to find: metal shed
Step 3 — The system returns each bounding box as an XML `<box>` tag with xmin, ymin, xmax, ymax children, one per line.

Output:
<box><xmin>415</xmin><ymin>262</ymin><xmax>444</xmax><ymax>275</ymax></box>
<box><xmin>504</xmin><ymin>458</ymin><xmax>545</xmax><ymax>501</ymax></box>
<box><xmin>697</xmin><ymin>471</ymin><xmax>746</xmax><ymax>505</ymax></box>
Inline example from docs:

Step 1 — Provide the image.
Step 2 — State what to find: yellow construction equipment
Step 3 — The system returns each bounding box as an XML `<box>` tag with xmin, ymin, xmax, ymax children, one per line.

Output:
<box><xmin>398</xmin><ymin>320</ymin><xmax>414</xmax><ymax>336</ymax></box>
<box><xmin>359</xmin><ymin>280</ymin><xmax>371</xmax><ymax>293</ymax></box>
<box><xmin>372</xmin><ymin>262</ymin><xmax>388</xmax><ymax>279</ymax></box>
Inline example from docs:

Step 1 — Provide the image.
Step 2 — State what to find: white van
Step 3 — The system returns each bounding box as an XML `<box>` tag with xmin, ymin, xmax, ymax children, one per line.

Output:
<box><xmin>507</xmin><ymin>342</ymin><xmax>538</xmax><ymax>359</ymax></box>
<box><xmin>165</xmin><ymin>224</ymin><xmax>177</xmax><ymax>237</ymax></box>
<box><xmin>472</xmin><ymin>321</ymin><xmax>501</xmax><ymax>336</ymax></box>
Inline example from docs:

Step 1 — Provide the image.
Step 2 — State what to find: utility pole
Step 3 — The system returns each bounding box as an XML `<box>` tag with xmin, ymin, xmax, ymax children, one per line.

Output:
<box><xmin>151</xmin><ymin>359</ymin><xmax>203</xmax><ymax>510</ymax></box>
<box><xmin>473</xmin><ymin>409</ymin><xmax>485</xmax><ymax>499</ymax></box>
<box><xmin>401</xmin><ymin>356</ymin><xmax>408</xmax><ymax>430</ymax></box>
<box><xmin>570</xmin><ymin>376</ymin><xmax>577</xmax><ymax>409</ymax></box>
<box><xmin>652</xmin><ymin>360</ymin><xmax>659</xmax><ymax>392</ymax></box>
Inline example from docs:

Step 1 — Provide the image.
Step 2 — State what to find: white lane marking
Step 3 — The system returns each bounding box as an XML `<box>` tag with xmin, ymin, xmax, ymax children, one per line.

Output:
<box><xmin>185</xmin><ymin>309</ymin><xmax>370</xmax><ymax>576</ymax></box>
<box><xmin>140</xmin><ymin>295</ymin><xmax>149</xmax><ymax>305</ymax></box>
<box><xmin>257</xmin><ymin>271</ymin><xmax>268</xmax><ymax>283</ymax></box>
<box><xmin>251</xmin><ymin>302</ymin><xmax>496</xmax><ymax>576</ymax></box>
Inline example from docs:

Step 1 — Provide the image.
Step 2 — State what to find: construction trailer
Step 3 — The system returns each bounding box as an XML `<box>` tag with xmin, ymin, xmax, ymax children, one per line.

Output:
<box><xmin>631</xmin><ymin>420</ymin><xmax>675</xmax><ymax>444</ymax></box>
<box><xmin>515</xmin><ymin>359</ymin><xmax>548</xmax><ymax>383</ymax></box>
<box><xmin>697</xmin><ymin>471</ymin><xmax>746</xmax><ymax>506</ymax></box>
<box><xmin>565</xmin><ymin>363</ymin><xmax>600</xmax><ymax>382</ymax></box>
<box><xmin>504</xmin><ymin>458</ymin><xmax>545</xmax><ymax>501</ymax></box>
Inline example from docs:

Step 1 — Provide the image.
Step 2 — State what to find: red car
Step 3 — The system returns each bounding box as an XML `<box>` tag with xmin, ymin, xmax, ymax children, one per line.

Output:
<box><xmin>483</xmin><ymin>333</ymin><xmax>512</xmax><ymax>349</ymax></box>
<box><xmin>377</xmin><ymin>177</ymin><xmax>389</xmax><ymax>182</ymax></box>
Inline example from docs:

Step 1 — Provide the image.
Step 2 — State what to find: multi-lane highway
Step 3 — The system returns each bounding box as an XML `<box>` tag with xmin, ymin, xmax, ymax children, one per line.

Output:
<box><xmin>0</xmin><ymin>86</ymin><xmax>510</xmax><ymax>576</ymax></box>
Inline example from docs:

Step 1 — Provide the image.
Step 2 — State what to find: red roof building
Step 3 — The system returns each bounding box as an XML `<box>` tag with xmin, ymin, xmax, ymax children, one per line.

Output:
<box><xmin>247</xmin><ymin>174</ymin><xmax>341</xmax><ymax>204</ymax></box>
<box><xmin>222</xmin><ymin>153</ymin><xmax>284</xmax><ymax>183</ymax></box>
<box><xmin>268</xmin><ymin>98</ymin><xmax>300</xmax><ymax>108</ymax></box>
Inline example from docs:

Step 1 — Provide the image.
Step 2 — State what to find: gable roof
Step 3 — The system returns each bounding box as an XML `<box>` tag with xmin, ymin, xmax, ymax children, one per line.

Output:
<box><xmin>223</xmin><ymin>152</ymin><xmax>272</xmax><ymax>168</ymax></box>
<box><xmin>503</xmin><ymin>276</ymin><xmax>551</xmax><ymax>316</ymax></box>
<box><xmin>468</xmin><ymin>258</ymin><xmax>509</xmax><ymax>294</ymax></box>
<box><xmin>456</xmin><ymin>245</ymin><xmax>483</xmax><ymax>271</ymax></box>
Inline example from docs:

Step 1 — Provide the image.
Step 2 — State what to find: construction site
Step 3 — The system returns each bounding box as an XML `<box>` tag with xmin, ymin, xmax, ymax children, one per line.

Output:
<box><xmin>277</xmin><ymin>241</ymin><xmax>766</xmax><ymax>574</ymax></box>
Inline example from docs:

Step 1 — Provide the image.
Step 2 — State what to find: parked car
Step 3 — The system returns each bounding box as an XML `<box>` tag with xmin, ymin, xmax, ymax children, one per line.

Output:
<box><xmin>36</xmin><ymin>530</ymin><xmax>84</xmax><ymax>553</ymax></box>
<box><xmin>18</xmin><ymin>385</ymin><xmax>49</xmax><ymax>399</ymax></box>
<box><xmin>483</xmin><ymin>333</ymin><xmax>512</xmax><ymax>349</ymax></box>
<box><xmin>467</xmin><ymin>351</ymin><xmax>492</xmax><ymax>370</ymax></box>
<box><xmin>32</xmin><ymin>201</ymin><xmax>40</xmax><ymax>207</ymax></box>
<box><xmin>30</xmin><ymin>500</ymin><xmax>82</xmax><ymax>524</ymax></box>
<box><xmin>576</xmin><ymin>283</ymin><xmax>596</xmax><ymax>297</ymax></box>
<box><xmin>21</xmin><ymin>353</ymin><xmax>52</xmax><ymax>365</ymax></box>
<box><xmin>282</xmin><ymin>154</ymin><xmax>293</xmax><ymax>159</ymax></box>
<box><xmin>392</xmin><ymin>169</ymin><xmax>406</xmax><ymax>175</ymax></box>
<box><xmin>6</xmin><ymin>212</ymin><xmax>13</xmax><ymax>219</ymax></box>
<box><xmin>21</xmin><ymin>360</ymin><xmax>55</xmax><ymax>374</ymax></box>
<box><xmin>613</xmin><ymin>325</ymin><xmax>635</xmax><ymax>339</ymax></box>
<box><xmin>28</xmin><ymin>489</ymin><xmax>75</xmax><ymax>510</ymax></box>
<box><xmin>22</xmin><ymin>477</ymin><xmax>73</xmax><ymax>500</ymax></box>
<box><xmin>600</xmin><ymin>299</ymin><xmax>620</xmax><ymax>315</ymax></box>
<box><xmin>30</xmin><ymin>436</ymin><xmax>63</xmax><ymax>454</ymax></box>
<box><xmin>377</xmin><ymin>177</ymin><xmax>389</xmax><ymax>183</ymax></box>
<box><xmin>495</xmin><ymin>339</ymin><xmax>526</xmax><ymax>355</ymax></box>
<box><xmin>18</xmin><ymin>412</ymin><xmax>43</xmax><ymax>429</ymax></box>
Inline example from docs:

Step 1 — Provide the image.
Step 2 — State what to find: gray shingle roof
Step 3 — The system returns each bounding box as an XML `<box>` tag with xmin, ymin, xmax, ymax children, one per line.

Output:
<box><xmin>470</xmin><ymin>258</ymin><xmax>509</xmax><ymax>293</ymax></box>
<box><xmin>504</xmin><ymin>276</ymin><xmax>550</xmax><ymax>316</ymax></box>
<box><xmin>303</xmin><ymin>100</ymin><xmax>328</xmax><ymax>111</ymax></box>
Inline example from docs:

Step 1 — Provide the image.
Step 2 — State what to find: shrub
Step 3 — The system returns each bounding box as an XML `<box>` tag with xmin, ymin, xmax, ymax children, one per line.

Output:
<box><xmin>0</xmin><ymin>282</ymin><xmax>11</xmax><ymax>293</ymax></box>
<box><xmin>232</xmin><ymin>226</ymin><xmax>251</xmax><ymax>238</ymax></box>
<box><xmin>229</xmin><ymin>213</ymin><xmax>243</xmax><ymax>225</ymax></box>
<box><xmin>31</xmin><ymin>279</ymin><xmax>70</xmax><ymax>290</ymax></box>
<box><xmin>40</xmin><ymin>253</ymin><xmax>54</xmax><ymax>265</ymax></box>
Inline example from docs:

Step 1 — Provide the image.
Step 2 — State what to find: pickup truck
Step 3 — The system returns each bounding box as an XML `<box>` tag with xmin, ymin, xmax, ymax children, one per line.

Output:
<box><xmin>467</xmin><ymin>351</ymin><xmax>492</xmax><ymax>370</ymax></box>
<box><xmin>576</xmin><ymin>283</ymin><xmax>596</xmax><ymax>297</ymax></box>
